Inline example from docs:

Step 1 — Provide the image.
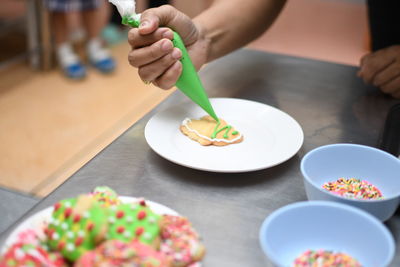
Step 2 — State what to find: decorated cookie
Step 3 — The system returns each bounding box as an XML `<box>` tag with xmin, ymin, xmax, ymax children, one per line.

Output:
<box><xmin>180</xmin><ymin>116</ymin><xmax>243</xmax><ymax>146</ymax></box>
<box><xmin>90</xmin><ymin>186</ymin><xmax>121</xmax><ymax>207</ymax></box>
<box><xmin>46</xmin><ymin>195</ymin><xmax>109</xmax><ymax>261</ymax></box>
<box><xmin>0</xmin><ymin>242</ymin><xmax>66</xmax><ymax>267</ymax></box>
<box><xmin>75</xmin><ymin>240</ymin><xmax>171</xmax><ymax>267</ymax></box>
<box><xmin>160</xmin><ymin>215</ymin><xmax>205</xmax><ymax>267</ymax></box>
<box><xmin>106</xmin><ymin>200</ymin><xmax>161</xmax><ymax>247</ymax></box>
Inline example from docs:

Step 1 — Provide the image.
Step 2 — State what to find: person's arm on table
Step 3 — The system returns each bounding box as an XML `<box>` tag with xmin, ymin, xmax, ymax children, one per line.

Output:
<box><xmin>127</xmin><ymin>0</ymin><xmax>286</xmax><ymax>89</ymax></box>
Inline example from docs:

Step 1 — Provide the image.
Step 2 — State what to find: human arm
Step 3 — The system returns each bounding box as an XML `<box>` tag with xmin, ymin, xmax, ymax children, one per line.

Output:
<box><xmin>127</xmin><ymin>0</ymin><xmax>286</xmax><ymax>89</ymax></box>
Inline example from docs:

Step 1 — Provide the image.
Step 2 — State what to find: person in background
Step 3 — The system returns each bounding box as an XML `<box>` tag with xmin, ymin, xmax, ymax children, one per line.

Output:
<box><xmin>46</xmin><ymin>0</ymin><xmax>115</xmax><ymax>79</ymax></box>
<box><xmin>127</xmin><ymin>0</ymin><xmax>400</xmax><ymax>99</ymax></box>
<box><xmin>358</xmin><ymin>0</ymin><xmax>400</xmax><ymax>99</ymax></box>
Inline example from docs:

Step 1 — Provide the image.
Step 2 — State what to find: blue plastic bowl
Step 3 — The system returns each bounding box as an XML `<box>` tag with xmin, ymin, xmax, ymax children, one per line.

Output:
<box><xmin>259</xmin><ymin>201</ymin><xmax>395</xmax><ymax>267</ymax></box>
<box><xmin>301</xmin><ymin>143</ymin><xmax>400</xmax><ymax>221</ymax></box>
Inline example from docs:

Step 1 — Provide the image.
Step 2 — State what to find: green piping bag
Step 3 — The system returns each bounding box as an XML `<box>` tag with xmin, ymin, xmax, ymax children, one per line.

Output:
<box><xmin>109</xmin><ymin>0</ymin><xmax>219</xmax><ymax>122</ymax></box>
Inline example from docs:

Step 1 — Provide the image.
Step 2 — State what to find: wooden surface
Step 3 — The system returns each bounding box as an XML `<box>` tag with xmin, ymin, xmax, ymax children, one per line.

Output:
<box><xmin>0</xmin><ymin>42</ymin><xmax>174</xmax><ymax>197</ymax></box>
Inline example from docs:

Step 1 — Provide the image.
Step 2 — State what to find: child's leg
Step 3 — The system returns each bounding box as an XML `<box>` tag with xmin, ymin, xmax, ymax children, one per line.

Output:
<box><xmin>82</xmin><ymin>1</ymin><xmax>115</xmax><ymax>73</ymax></box>
<box><xmin>50</xmin><ymin>11</ymin><xmax>86</xmax><ymax>79</ymax></box>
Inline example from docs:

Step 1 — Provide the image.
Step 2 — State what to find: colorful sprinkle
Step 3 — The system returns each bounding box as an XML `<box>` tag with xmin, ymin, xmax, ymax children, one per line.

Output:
<box><xmin>293</xmin><ymin>249</ymin><xmax>361</xmax><ymax>267</ymax></box>
<box><xmin>322</xmin><ymin>178</ymin><xmax>383</xmax><ymax>200</ymax></box>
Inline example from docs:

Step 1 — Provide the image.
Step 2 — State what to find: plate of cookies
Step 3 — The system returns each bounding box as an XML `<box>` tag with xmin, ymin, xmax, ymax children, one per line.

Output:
<box><xmin>145</xmin><ymin>98</ymin><xmax>304</xmax><ymax>172</ymax></box>
<box><xmin>0</xmin><ymin>187</ymin><xmax>205</xmax><ymax>267</ymax></box>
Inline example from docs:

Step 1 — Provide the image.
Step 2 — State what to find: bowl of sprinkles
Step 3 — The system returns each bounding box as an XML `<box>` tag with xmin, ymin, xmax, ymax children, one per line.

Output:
<box><xmin>301</xmin><ymin>144</ymin><xmax>400</xmax><ymax>221</ymax></box>
<box><xmin>259</xmin><ymin>201</ymin><xmax>395</xmax><ymax>267</ymax></box>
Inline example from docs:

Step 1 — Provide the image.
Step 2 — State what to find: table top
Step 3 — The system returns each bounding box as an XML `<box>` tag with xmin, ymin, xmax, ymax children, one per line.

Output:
<box><xmin>2</xmin><ymin>49</ymin><xmax>400</xmax><ymax>266</ymax></box>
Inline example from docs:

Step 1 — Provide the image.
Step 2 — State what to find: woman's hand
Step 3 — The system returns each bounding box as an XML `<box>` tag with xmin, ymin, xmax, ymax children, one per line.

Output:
<box><xmin>127</xmin><ymin>5</ymin><xmax>210</xmax><ymax>89</ymax></box>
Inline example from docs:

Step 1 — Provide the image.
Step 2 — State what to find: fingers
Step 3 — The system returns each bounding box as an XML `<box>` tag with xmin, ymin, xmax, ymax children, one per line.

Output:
<box><xmin>358</xmin><ymin>51</ymin><xmax>395</xmax><ymax>84</ymax></box>
<box><xmin>381</xmin><ymin>75</ymin><xmax>400</xmax><ymax>95</ymax></box>
<box><xmin>139</xmin><ymin>5</ymin><xmax>198</xmax><ymax>45</ymax></box>
<box><xmin>154</xmin><ymin>61</ymin><xmax>183</xmax><ymax>89</ymax></box>
<box><xmin>372</xmin><ymin>61</ymin><xmax>400</xmax><ymax>87</ymax></box>
<box><xmin>137</xmin><ymin>48</ymin><xmax>182</xmax><ymax>82</ymax></box>
<box><xmin>128</xmin><ymin>27</ymin><xmax>173</xmax><ymax>49</ymax></box>
<box><xmin>128</xmin><ymin>38</ymin><xmax>176</xmax><ymax>67</ymax></box>
<box><xmin>392</xmin><ymin>90</ymin><xmax>400</xmax><ymax>99</ymax></box>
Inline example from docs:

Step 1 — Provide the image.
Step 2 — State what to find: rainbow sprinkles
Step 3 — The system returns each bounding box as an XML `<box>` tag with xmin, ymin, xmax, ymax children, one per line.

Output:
<box><xmin>180</xmin><ymin>115</ymin><xmax>243</xmax><ymax>146</ymax></box>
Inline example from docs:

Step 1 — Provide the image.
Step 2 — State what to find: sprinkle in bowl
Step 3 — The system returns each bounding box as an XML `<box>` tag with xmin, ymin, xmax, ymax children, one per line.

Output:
<box><xmin>259</xmin><ymin>201</ymin><xmax>395</xmax><ymax>267</ymax></box>
<box><xmin>301</xmin><ymin>143</ymin><xmax>400</xmax><ymax>221</ymax></box>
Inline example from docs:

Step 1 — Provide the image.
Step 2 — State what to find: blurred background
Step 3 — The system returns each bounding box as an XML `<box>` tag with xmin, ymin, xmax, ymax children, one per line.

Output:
<box><xmin>0</xmin><ymin>0</ymin><xmax>367</xmax><ymax>232</ymax></box>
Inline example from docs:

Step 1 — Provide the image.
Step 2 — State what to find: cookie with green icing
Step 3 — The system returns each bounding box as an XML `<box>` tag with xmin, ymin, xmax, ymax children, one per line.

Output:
<box><xmin>46</xmin><ymin>195</ymin><xmax>108</xmax><ymax>262</ymax></box>
<box><xmin>106</xmin><ymin>200</ymin><xmax>161</xmax><ymax>248</ymax></box>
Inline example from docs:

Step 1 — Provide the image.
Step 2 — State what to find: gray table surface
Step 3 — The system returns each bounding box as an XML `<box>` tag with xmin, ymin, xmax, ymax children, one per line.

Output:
<box><xmin>1</xmin><ymin>49</ymin><xmax>400</xmax><ymax>266</ymax></box>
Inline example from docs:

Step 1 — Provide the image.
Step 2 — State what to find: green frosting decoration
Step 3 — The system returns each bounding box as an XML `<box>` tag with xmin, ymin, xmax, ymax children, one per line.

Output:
<box><xmin>106</xmin><ymin>202</ymin><xmax>161</xmax><ymax>246</ymax></box>
<box><xmin>46</xmin><ymin>196</ymin><xmax>109</xmax><ymax>262</ymax></box>
<box><xmin>211</xmin><ymin>121</ymin><xmax>235</xmax><ymax>139</ymax></box>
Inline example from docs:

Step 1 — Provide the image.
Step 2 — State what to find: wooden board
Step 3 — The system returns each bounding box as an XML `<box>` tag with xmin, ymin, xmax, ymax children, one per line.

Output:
<box><xmin>0</xmin><ymin>42</ymin><xmax>174</xmax><ymax>197</ymax></box>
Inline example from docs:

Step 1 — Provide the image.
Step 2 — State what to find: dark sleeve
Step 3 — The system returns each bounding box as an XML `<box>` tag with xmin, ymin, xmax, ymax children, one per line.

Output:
<box><xmin>367</xmin><ymin>0</ymin><xmax>400</xmax><ymax>51</ymax></box>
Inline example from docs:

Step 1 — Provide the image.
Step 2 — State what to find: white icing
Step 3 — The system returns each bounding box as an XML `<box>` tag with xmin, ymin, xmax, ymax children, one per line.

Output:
<box><xmin>181</xmin><ymin>118</ymin><xmax>243</xmax><ymax>143</ymax></box>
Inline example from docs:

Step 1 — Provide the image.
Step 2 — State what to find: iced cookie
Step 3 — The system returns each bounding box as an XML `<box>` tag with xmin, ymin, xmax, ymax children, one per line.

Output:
<box><xmin>0</xmin><ymin>242</ymin><xmax>66</xmax><ymax>267</ymax></box>
<box><xmin>180</xmin><ymin>115</ymin><xmax>243</xmax><ymax>146</ymax></box>
<box><xmin>46</xmin><ymin>195</ymin><xmax>109</xmax><ymax>261</ymax></box>
<box><xmin>160</xmin><ymin>215</ymin><xmax>205</xmax><ymax>267</ymax></box>
<box><xmin>75</xmin><ymin>240</ymin><xmax>171</xmax><ymax>267</ymax></box>
<box><xmin>106</xmin><ymin>200</ymin><xmax>161</xmax><ymax>247</ymax></box>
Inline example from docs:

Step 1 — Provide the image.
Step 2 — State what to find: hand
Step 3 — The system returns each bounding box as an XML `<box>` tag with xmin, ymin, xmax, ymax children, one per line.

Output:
<box><xmin>127</xmin><ymin>5</ymin><xmax>209</xmax><ymax>89</ymax></box>
<box><xmin>358</xmin><ymin>45</ymin><xmax>400</xmax><ymax>98</ymax></box>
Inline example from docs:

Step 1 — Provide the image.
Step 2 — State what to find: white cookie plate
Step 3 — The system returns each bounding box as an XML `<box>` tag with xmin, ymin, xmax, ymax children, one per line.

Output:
<box><xmin>1</xmin><ymin>197</ymin><xmax>178</xmax><ymax>254</ymax></box>
<box><xmin>145</xmin><ymin>98</ymin><xmax>304</xmax><ymax>172</ymax></box>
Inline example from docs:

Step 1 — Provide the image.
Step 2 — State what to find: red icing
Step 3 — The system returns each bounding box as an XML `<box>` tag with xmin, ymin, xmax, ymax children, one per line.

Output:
<box><xmin>75</xmin><ymin>237</ymin><xmax>84</xmax><ymax>246</ymax></box>
<box><xmin>116</xmin><ymin>210</ymin><xmax>125</xmax><ymax>219</ymax></box>
<box><xmin>54</xmin><ymin>202</ymin><xmax>61</xmax><ymax>212</ymax></box>
<box><xmin>139</xmin><ymin>200</ymin><xmax>146</xmax><ymax>206</ymax></box>
<box><xmin>73</xmin><ymin>214</ymin><xmax>81</xmax><ymax>223</ymax></box>
<box><xmin>137</xmin><ymin>210</ymin><xmax>146</xmax><ymax>220</ymax></box>
<box><xmin>135</xmin><ymin>227</ymin><xmax>144</xmax><ymax>236</ymax></box>
<box><xmin>87</xmin><ymin>222</ymin><xmax>94</xmax><ymax>231</ymax></box>
<box><xmin>117</xmin><ymin>226</ymin><xmax>125</xmax><ymax>234</ymax></box>
<box><xmin>64</xmin><ymin>208</ymin><xmax>72</xmax><ymax>218</ymax></box>
<box><xmin>57</xmin><ymin>241</ymin><xmax>65</xmax><ymax>251</ymax></box>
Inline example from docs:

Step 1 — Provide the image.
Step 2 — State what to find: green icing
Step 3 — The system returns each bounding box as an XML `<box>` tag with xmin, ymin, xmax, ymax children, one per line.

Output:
<box><xmin>47</xmin><ymin>197</ymin><xmax>108</xmax><ymax>262</ymax></box>
<box><xmin>106</xmin><ymin>203</ymin><xmax>160</xmax><ymax>245</ymax></box>
<box><xmin>232</xmin><ymin>131</ymin><xmax>238</xmax><ymax>135</ymax></box>
<box><xmin>211</xmin><ymin>121</ymin><xmax>235</xmax><ymax>139</ymax></box>
<box><xmin>6</xmin><ymin>259</ymin><xmax>16</xmax><ymax>266</ymax></box>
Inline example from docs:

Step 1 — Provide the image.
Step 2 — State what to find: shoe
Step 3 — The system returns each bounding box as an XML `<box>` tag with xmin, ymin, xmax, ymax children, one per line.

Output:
<box><xmin>87</xmin><ymin>38</ymin><xmax>116</xmax><ymax>74</ymax></box>
<box><xmin>91</xmin><ymin>57</ymin><xmax>116</xmax><ymax>74</ymax></box>
<box><xmin>63</xmin><ymin>63</ymin><xmax>86</xmax><ymax>80</ymax></box>
<box><xmin>57</xmin><ymin>42</ymin><xmax>87</xmax><ymax>80</ymax></box>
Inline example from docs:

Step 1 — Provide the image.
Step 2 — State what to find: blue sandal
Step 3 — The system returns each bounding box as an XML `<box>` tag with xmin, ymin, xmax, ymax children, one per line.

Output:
<box><xmin>91</xmin><ymin>57</ymin><xmax>116</xmax><ymax>74</ymax></box>
<box><xmin>63</xmin><ymin>63</ymin><xmax>86</xmax><ymax>80</ymax></box>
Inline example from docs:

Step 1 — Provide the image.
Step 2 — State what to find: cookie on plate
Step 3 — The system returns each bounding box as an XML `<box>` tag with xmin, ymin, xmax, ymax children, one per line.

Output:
<box><xmin>180</xmin><ymin>116</ymin><xmax>243</xmax><ymax>146</ymax></box>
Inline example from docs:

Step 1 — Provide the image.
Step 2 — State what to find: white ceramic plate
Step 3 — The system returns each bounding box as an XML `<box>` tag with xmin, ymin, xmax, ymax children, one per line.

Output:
<box><xmin>2</xmin><ymin>197</ymin><xmax>178</xmax><ymax>254</ymax></box>
<box><xmin>145</xmin><ymin>98</ymin><xmax>304</xmax><ymax>172</ymax></box>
